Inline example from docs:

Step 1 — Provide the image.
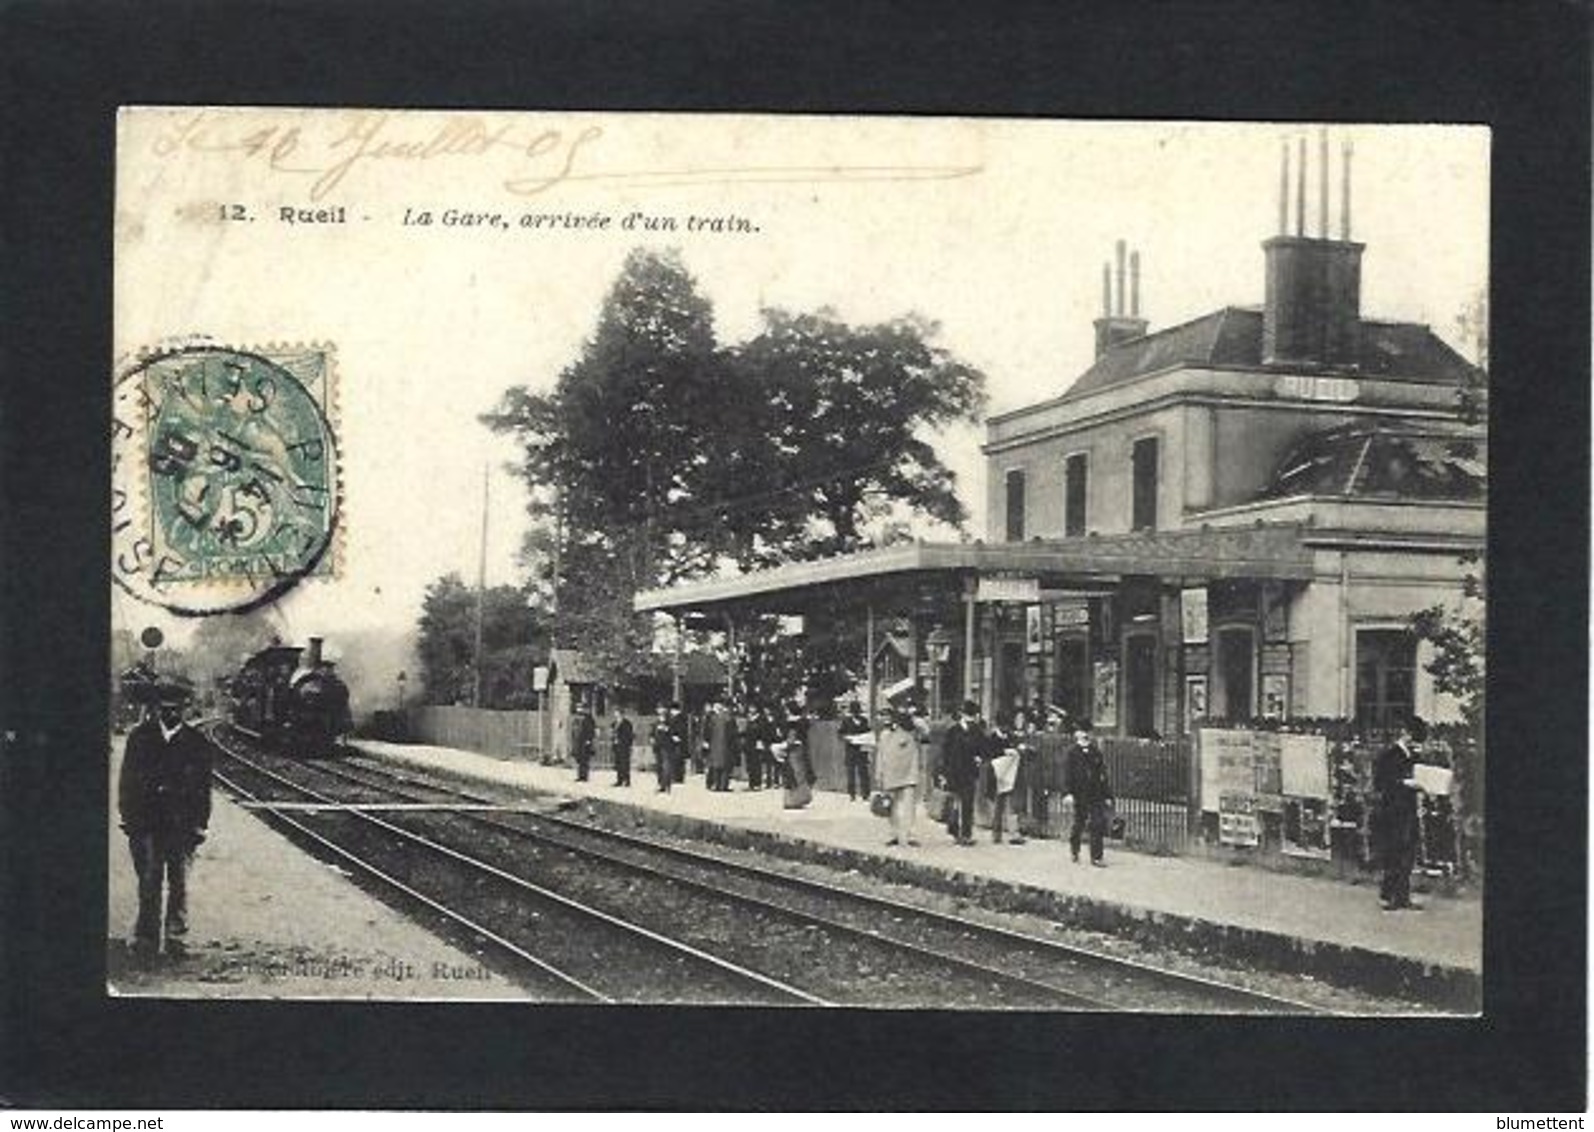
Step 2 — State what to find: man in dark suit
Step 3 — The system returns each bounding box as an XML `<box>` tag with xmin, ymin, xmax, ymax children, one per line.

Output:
<box><xmin>572</xmin><ymin>702</ymin><xmax>596</xmax><ymax>782</ymax></box>
<box><xmin>939</xmin><ymin>700</ymin><xmax>985</xmax><ymax>845</ymax></box>
<box><xmin>837</xmin><ymin>698</ymin><xmax>873</xmax><ymax>801</ymax></box>
<box><xmin>1374</xmin><ymin>717</ymin><xmax>1427</xmax><ymax>911</ymax></box>
<box><xmin>651</xmin><ymin>704</ymin><xmax>678</xmax><ymax>794</ymax></box>
<box><xmin>118</xmin><ymin>679</ymin><xmax>213</xmax><ymax>957</ymax></box>
<box><xmin>611</xmin><ymin>714</ymin><xmax>634</xmax><ymax>787</ymax></box>
<box><xmin>1065</xmin><ymin>722</ymin><xmax>1113</xmax><ymax>866</ymax></box>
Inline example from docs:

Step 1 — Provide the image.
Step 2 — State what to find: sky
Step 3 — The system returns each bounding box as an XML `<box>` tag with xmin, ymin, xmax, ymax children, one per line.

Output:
<box><xmin>112</xmin><ymin>111</ymin><xmax>1489</xmax><ymax>660</ymax></box>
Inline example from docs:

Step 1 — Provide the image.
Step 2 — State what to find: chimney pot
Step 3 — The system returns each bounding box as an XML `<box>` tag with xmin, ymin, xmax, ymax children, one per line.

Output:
<box><xmin>1295</xmin><ymin>137</ymin><xmax>1307</xmax><ymax>238</ymax></box>
<box><xmin>1115</xmin><ymin>239</ymin><xmax>1127</xmax><ymax>316</ymax></box>
<box><xmin>1319</xmin><ymin>129</ymin><xmax>1330</xmax><ymax>238</ymax></box>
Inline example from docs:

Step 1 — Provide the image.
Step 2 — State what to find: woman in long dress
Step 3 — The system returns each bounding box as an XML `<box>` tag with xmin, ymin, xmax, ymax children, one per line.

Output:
<box><xmin>777</xmin><ymin>703</ymin><xmax>813</xmax><ymax>809</ymax></box>
<box><xmin>875</xmin><ymin>705</ymin><xmax>923</xmax><ymax>847</ymax></box>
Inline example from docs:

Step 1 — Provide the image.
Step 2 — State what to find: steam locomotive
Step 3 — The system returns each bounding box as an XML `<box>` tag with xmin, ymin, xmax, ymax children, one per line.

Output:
<box><xmin>228</xmin><ymin>636</ymin><xmax>352</xmax><ymax>756</ymax></box>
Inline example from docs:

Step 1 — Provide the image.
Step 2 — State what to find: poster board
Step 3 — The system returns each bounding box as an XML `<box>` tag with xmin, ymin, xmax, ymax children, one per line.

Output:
<box><xmin>1279</xmin><ymin>733</ymin><xmax>1331</xmax><ymax>858</ymax></box>
<box><xmin>1252</xmin><ymin>731</ymin><xmax>1283</xmax><ymax>812</ymax></box>
<box><xmin>1199</xmin><ymin>727</ymin><xmax>1253</xmax><ymax>812</ymax></box>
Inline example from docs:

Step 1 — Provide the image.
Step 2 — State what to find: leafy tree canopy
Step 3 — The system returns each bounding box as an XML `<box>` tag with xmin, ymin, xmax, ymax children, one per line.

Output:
<box><xmin>483</xmin><ymin>247</ymin><xmax>987</xmax><ymax>684</ymax></box>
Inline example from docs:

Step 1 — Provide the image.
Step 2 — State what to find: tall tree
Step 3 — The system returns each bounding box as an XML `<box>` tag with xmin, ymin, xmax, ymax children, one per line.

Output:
<box><xmin>725</xmin><ymin>307</ymin><xmax>987</xmax><ymax>563</ymax></box>
<box><xmin>484</xmin><ymin>247</ymin><xmax>736</xmax><ymax>590</ymax></box>
<box><xmin>484</xmin><ymin>248</ymin><xmax>987</xmax><ymax>684</ymax></box>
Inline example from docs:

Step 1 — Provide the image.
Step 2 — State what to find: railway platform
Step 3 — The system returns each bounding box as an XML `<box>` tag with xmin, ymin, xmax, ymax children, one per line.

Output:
<box><xmin>106</xmin><ymin>738</ymin><xmax>535</xmax><ymax>1000</ymax></box>
<box><xmin>352</xmin><ymin>739</ymin><xmax>1482</xmax><ymax>1005</ymax></box>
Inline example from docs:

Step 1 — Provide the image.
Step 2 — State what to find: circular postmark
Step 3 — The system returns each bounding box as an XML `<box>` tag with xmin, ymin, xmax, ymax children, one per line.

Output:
<box><xmin>112</xmin><ymin>345</ymin><xmax>339</xmax><ymax>615</ymax></box>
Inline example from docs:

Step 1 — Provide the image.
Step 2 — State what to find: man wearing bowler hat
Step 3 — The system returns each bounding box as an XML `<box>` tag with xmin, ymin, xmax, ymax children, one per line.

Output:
<box><xmin>939</xmin><ymin>699</ymin><xmax>986</xmax><ymax>846</ymax></box>
<box><xmin>1064</xmin><ymin>720</ymin><xmax>1113</xmax><ymax>866</ymax></box>
<box><xmin>118</xmin><ymin>677</ymin><xmax>214</xmax><ymax>957</ymax></box>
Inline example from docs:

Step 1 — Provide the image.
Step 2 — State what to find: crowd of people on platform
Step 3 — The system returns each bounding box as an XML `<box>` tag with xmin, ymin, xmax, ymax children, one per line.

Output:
<box><xmin>564</xmin><ymin>688</ymin><xmax>1120</xmax><ymax>864</ymax></box>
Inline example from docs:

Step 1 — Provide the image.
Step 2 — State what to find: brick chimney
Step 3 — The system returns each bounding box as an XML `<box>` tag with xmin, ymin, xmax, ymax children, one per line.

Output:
<box><xmin>1263</xmin><ymin>132</ymin><xmax>1363</xmax><ymax>369</ymax></box>
<box><xmin>1093</xmin><ymin>239</ymin><xmax>1149</xmax><ymax>356</ymax></box>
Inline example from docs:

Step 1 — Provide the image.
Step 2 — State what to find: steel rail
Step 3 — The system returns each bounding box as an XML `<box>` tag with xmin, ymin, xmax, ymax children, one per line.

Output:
<box><xmin>292</xmin><ymin>754</ymin><xmax>1129</xmax><ymax>1010</ymax></box>
<box><xmin>336</xmin><ymin>747</ymin><xmax>1333</xmax><ymax>1015</ymax></box>
<box><xmin>211</xmin><ymin>731</ymin><xmax>828</xmax><ymax>1006</ymax></box>
<box><xmin>206</xmin><ymin>761</ymin><xmax>610</xmax><ymax>1003</ymax></box>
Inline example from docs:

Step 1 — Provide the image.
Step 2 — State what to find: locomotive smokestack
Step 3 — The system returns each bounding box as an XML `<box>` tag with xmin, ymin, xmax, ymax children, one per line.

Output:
<box><xmin>306</xmin><ymin>637</ymin><xmax>324</xmax><ymax>668</ymax></box>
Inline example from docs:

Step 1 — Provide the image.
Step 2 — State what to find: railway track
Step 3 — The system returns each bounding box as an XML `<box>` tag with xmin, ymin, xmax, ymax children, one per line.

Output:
<box><xmin>207</xmin><ymin>728</ymin><xmax>822</xmax><ymax>1005</ymax></box>
<box><xmin>210</xmin><ymin>726</ymin><xmax>1331</xmax><ymax>1013</ymax></box>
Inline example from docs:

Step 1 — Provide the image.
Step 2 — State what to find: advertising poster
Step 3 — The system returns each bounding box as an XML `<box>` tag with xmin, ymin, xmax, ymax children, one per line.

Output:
<box><xmin>1092</xmin><ymin>659</ymin><xmax>1118</xmax><ymax>728</ymax></box>
<box><xmin>1199</xmin><ymin>728</ymin><xmax>1254</xmax><ymax>812</ymax></box>
<box><xmin>1280</xmin><ymin>733</ymin><xmax>1330</xmax><ymax>798</ymax></box>
<box><xmin>1183</xmin><ymin>674</ymin><xmax>1207</xmax><ymax>735</ymax></box>
<box><xmin>1282</xmin><ymin>798</ymin><xmax>1331</xmax><ymax>859</ymax></box>
<box><xmin>1219</xmin><ymin>791</ymin><xmax>1261</xmax><ymax>848</ymax></box>
<box><xmin>1252</xmin><ymin>731</ymin><xmax>1283</xmax><ymax>812</ymax></box>
<box><xmin>1280</xmin><ymin>733</ymin><xmax>1331</xmax><ymax>859</ymax></box>
<box><xmin>1261</xmin><ymin>673</ymin><xmax>1289</xmax><ymax>719</ymax></box>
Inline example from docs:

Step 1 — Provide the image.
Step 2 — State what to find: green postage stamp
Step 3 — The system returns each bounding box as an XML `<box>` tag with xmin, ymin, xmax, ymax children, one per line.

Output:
<box><xmin>111</xmin><ymin>342</ymin><xmax>340</xmax><ymax>615</ymax></box>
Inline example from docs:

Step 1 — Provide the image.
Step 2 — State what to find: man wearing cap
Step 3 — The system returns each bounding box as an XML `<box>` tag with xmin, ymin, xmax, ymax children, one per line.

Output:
<box><xmin>939</xmin><ymin>700</ymin><xmax>985</xmax><ymax>846</ymax></box>
<box><xmin>837</xmin><ymin>699</ymin><xmax>873</xmax><ymax>802</ymax></box>
<box><xmin>651</xmin><ymin>702</ymin><xmax>680</xmax><ymax>793</ymax></box>
<box><xmin>1373</xmin><ymin>717</ymin><xmax>1428</xmax><ymax>911</ymax></box>
<box><xmin>1064</xmin><ymin>722</ymin><xmax>1113</xmax><ymax>866</ymax></box>
<box><xmin>876</xmin><ymin>702</ymin><xmax>923</xmax><ymax>847</ymax></box>
<box><xmin>118</xmin><ymin>679</ymin><xmax>214</xmax><ymax>957</ymax></box>
<box><xmin>571</xmin><ymin>700</ymin><xmax>596</xmax><ymax>782</ymax></box>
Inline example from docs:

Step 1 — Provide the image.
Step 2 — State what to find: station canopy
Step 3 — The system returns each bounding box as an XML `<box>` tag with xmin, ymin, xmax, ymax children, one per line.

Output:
<box><xmin>634</xmin><ymin>526</ymin><xmax>1315</xmax><ymax>622</ymax></box>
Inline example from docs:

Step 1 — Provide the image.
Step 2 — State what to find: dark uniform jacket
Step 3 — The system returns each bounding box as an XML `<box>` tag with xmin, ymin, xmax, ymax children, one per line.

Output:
<box><xmin>1065</xmin><ymin>741</ymin><xmax>1113</xmax><ymax>807</ymax></box>
<box><xmin>573</xmin><ymin>712</ymin><xmax>596</xmax><ymax>761</ymax></box>
<box><xmin>838</xmin><ymin>712</ymin><xmax>871</xmax><ymax>747</ymax></box>
<box><xmin>119</xmin><ymin>719</ymin><xmax>214</xmax><ymax>841</ymax></box>
<box><xmin>1373</xmin><ymin>741</ymin><xmax>1419</xmax><ymax>851</ymax></box>
<box><xmin>612</xmin><ymin>716</ymin><xmax>635</xmax><ymax>754</ymax></box>
<box><xmin>940</xmin><ymin>720</ymin><xmax>985</xmax><ymax>789</ymax></box>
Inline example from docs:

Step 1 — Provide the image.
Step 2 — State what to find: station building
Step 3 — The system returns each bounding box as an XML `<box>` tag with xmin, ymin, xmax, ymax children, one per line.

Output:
<box><xmin>636</xmin><ymin>145</ymin><xmax>1485</xmax><ymax>738</ymax></box>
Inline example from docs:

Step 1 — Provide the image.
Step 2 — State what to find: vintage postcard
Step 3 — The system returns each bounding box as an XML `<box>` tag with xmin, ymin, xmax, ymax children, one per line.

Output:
<box><xmin>110</xmin><ymin>107</ymin><xmax>1487</xmax><ymax>1012</ymax></box>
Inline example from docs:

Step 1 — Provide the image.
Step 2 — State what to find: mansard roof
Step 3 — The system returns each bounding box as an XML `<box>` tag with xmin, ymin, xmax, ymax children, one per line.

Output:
<box><xmin>1061</xmin><ymin>306</ymin><xmax>1481</xmax><ymax>402</ymax></box>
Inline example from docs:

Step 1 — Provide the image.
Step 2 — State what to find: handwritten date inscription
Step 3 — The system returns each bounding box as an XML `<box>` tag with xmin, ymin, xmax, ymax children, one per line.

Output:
<box><xmin>150</xmin><ymin>110</ymin><xmax>981</xmax><ymax>202</ymax></box>
<box><xmin>154</xmin><ymin>111</ymin><xmax>601</xmax><ymax>201</ymax></box>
